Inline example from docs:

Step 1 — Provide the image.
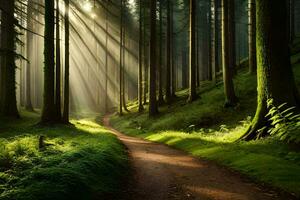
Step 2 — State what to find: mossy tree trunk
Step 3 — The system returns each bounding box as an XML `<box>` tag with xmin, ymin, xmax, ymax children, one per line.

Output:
<box><xmin>0</xmin><ymin>0</ymin><xmax>19</xmax><ymax>118</ymax></box>
<box><xmin>241</xmin><ymin>0</ymin><xmax>300</xmax><ymax>141</ymax></box>
<box><xmin>188</xmin><ymin>0</ymin><xmax>197</xmax><ymax>102</ymax></box>
<box><xmin>62</xmin><ymin>0</ymin><xmax>70</xmax><ymax>123</ymax></box>
<box><xmin>221</xmin><ymin>0</ymin><xmax>238</xmax><ymax>107</ymax></box>
<box><xmin>149</xmin><ymin>0</ymin><xmax>158</xmax><ymax>117</ymax></box>
<box><xmin>248</xmin><ymin>0</ymin><xmax>256</xmax><ymax>74</ymax></box>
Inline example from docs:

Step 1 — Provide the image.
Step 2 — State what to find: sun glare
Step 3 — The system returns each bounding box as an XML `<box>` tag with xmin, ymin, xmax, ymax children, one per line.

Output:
<box><xmin>82</xmin><ymin>1</ymin><xmax>93</xmax><ymax>12</ymax></box>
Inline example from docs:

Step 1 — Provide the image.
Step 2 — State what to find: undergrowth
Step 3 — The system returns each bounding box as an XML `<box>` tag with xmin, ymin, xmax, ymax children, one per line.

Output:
<box><xmin>0</xmin><ymin>112</ymin><xmax>128</xmax><ymax>200</ymax></box>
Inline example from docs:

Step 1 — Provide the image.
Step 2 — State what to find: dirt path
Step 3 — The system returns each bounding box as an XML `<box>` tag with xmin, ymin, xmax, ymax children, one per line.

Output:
<box><xmin>103</xmin><ymin>116</ymin><xmax>293</xmax><ymax>200</ymax></box>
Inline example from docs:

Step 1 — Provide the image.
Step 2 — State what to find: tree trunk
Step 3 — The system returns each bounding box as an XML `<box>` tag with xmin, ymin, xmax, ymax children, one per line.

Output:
<box><xmin>143</xmin><ymin>3</ymin><xmax>148</xmax><ymax>105</ymax></box>
<box><xmin>248</xmin><ymin>0</ymin><xmax>256</xmax><ymax>74</ymax></box>
<box><xmin>0</xmin><ymin>0</ymin><xmax>19</xmax><ymax>118</ymax></box>
<box><xmin>241</xmin><ymin>0</ymin><xmax>300</xmax><ymax>140</ymax></box>
<box><xmin>55</xmin><ymin>0</ymin><xmax>62</xmax><ymax>120</ymax></box>
<box><xmin>138</xmin><ymin>0</ymin><xmax>144</xmax><ymax>112</ymax></box>
<box><xmin>62</xmin><ymin>0</ymin><xmax>70</xmax><ymax>123</ymax></box>
<box><xmin>207</xmin><ymin>1</ymin><xmax>212</xmax><ymax>81</ymax></box>
<box><xmin>170</xmin><ymin>4</ymin><xmax>176</xmax><ymax>98</ymax></box>
<box><xmin>182</xmin><ymin>50</ymin><xmax>188</xmax><ymax>89</ymax></box>
<box><xmin>188</xmin><ymin>0</ymin><xmax>197</xmax><ymax>102</ymax></box>
<box><xmin>105</xmin><ymin>2</ymin><xmax>109</xmax><ymax>113</ymax></box>
<box><xmin>119</xmin><ymin>0</ymin><xmax>123</xmax><ymax>115</ymax></box>
<box><xmin>41</xmin><ymin>0</ymin><xmax>56</xmax><ymax>123</ymax></box>
<box><xmin>228</xmin><ymin>0</ymin><xmax>236</xmax><ymax>75</ymax></box>
<box><xmin>211</xmin><ymin>0</ymin><xmax>219</xmax><ymax>83</ymax></box>
<box><xmin>288</xmin><ymin>0</ymin><xmax>295</xmax><ymax>44</ymax></box>
<box><xmin>122</xmin><ymin>25</ymin><xmax>129</xmax><ymax>112</ymax></box>
<box><xmin>221</xmin><ymin>0</ymin><xmax>238</xmax><ymax>107</ymax></box>
<box><xmin>158</xmin><ymin>0</ymin><xmax>165</xmax><ymax>105</ymax></box>
<box><xmin>25</xmin><ymin>0</ymin><xmax>34</xmax><ymax>111</ymax></box>
<box><xmin>149</xmin><ymin>0</ymin><xmax>158</xmax><ymax>117</ymax></box>
<box><xmin>165</xmin><ymin>0</ymin><xmax>172</xmax><ymax>104</ymax></box>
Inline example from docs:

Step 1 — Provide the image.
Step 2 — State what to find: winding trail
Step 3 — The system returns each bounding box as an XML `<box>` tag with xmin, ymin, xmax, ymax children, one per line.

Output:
<box><xmin>103</xmin><ymin>115</ymin><xmax>293</xmax><ymax>200</ymax></box>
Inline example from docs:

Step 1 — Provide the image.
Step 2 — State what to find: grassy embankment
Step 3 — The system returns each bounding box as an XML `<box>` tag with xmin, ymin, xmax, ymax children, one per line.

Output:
<box><xmin>111</xmin><ymin>39</ymin><xmax>300</xmax><ymax>197</ymax></box>
<box><xmin>0</xmin><ymin>112</ymin><xmax>128</xmax><ymax>200</ymax></box>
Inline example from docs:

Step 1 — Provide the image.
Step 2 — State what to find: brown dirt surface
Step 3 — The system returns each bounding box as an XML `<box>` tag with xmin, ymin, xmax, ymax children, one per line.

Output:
<box><xmin>103</xmin><ymin>115</ymin><xmax>295</xmax><ymax>200</ymax></box>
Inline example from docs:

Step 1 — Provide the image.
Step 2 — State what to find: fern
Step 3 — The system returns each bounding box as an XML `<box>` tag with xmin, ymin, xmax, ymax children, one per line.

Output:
<box><xmin>266</xmin><ymin>99</ymin><xmax>300</xmax><ymax>144</ymax></box>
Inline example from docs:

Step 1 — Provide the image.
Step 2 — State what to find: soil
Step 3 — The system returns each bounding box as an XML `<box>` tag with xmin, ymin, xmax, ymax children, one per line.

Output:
<box><xmin>103</xmin><ymin>115</ymin><xmax>295</xmax><ymax>200</ymax></box>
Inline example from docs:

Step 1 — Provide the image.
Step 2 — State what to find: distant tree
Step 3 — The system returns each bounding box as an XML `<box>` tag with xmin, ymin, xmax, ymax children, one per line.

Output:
<box><xmin>211</xmin><ymin>0</ymin><xmax>220</xmax><ymax>83</ymax></box>
<box><xmin>119</xmin><ymin>0</ymin><xmax>124</xmax><ymax>115</ymax></box>
<box><xmin>241</xmin><ymin>0</ymin><xmax>300</xmax><ymax>140</ymax></box>
<box><xmin>221</xmin><ymin>0</ymin><xmax>238</xmax><ymax>107</ymax></box>
<box><xmin>62</xmin><ymin>0</ymin><xmax>70</xmax><ymax>123</ymax></box>
<box><xmin>104</xmin><ymin>1</ymin><xmax>109</xmax><ymax>113</ymax></box>
<box><xmin>158</xmin><ymin>0</ymin><xmax>165</xmax><ymax>105</ymax></box>
<box><xmin>143</xmin><ymin>2</ymin><xmax>148</xmax><ymax>105</ymax></box>
<box><xmin>41</xmin><ymin>0</ymin><xmax>56</xmax><ymax>123</ymax></box>
<box><xmin>188</xmin><ymin>0</ymin><xmax>197</xmax><ymax>102</ymax></box>
<box><xmin>25</xmin><ymin>0</ymin><xmax>34</xmax><ymax>111</ymax></box>
<box><xmin>138</xmin><ymin>0</ymin><xmax>144</xmax><ymax>112</ymax></box>
<box><xmin>149</xmin><ymin>0</ymin><xmax>158</xmax><ymax>116</ymax></box>
<box><xmin>55</xmin><ymin>0</ymin><xmax>62</xmax><ymax>120</ymax></box>
<box><xmin>248</xmin><ymin>0</ymin><xmax>256</xmax><ymax>74</ymax></box>
<box><xmin>165</xmin><ymin>0</ymin><xmax>172</xmax><ymax>104</ymax></box>
<box><xmin>122</xmin><ymin>23</ymin><xmax>129</xmax><ymax>112</ymax></box>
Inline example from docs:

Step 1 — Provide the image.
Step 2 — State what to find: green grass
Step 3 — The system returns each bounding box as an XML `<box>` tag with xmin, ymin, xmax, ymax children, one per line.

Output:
<box><xmin>111</xmin><ymin>50</ymin><xmax>300</xmax><ymax>197</ymax></box>
<box><xmin>0</xmin><ymin>111</ymin><xmax>128</xmax><ymax>200</ymax></box>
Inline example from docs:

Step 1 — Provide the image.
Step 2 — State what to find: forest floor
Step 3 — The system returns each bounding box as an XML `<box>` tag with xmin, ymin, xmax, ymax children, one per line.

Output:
<box><xmin>110</xmin><ymin>39</ymin><xmax>300</xmax><ymax>199</ymax></box>
<box><xmin>104</xmin><ymin>115</ymin><xmax>296</xmax><ymax>200</ymax></box>
<box><xmin>0</xmin><ymin>112</ymin><xmax>129</xmax><ymax>200</ymax></box>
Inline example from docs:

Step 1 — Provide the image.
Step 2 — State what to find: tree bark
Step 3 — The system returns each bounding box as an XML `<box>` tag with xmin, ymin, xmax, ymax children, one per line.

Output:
<box><xmin>41</xmin><ymin>0</ymin><xmax>56</xmax><ymax>123</ymax></box>
<box><xmin>25</xmin><ymin>0</ymin><xmax>34</xmax><ymax>111</ymax></box>
<box><xmin>105</xmin><ymin>2</ymin><xmax>109</xmax><ymax>113</ymax></box>
<box><xmin>149</xmin><ymin>0</ymin><xmax>158</xmax><ymax>116</ymax></box>
<box><xmin>158</xmin><ymin>0</ymin><xmax>165</xmax><ymax>105</ymax></box>
<box><xmin>188</xmin><ymin>0</ymin><xmax>197</xmax><ymax>102</ymax></box>
<box><xmin>138</xmin><ymin>0</ymin><xmax>144</xmax><ymax>112</ymax></box>
<box><xmin>0</xmin><ymin>0</ymin><xmax>19</xmax><ymax>118</ymax></box>
<box><xmin>211</xmin><ymin>0</ymin><xmax>219</xmax><ymax>83</ymax></box>
<box><xmin>119</xmin><ymin>0</ymin><xmax>123</xmax><ymax>115</ymax></box>
<box><xmin>228</xmin><ymin>0</ymin><xmax>236</xmax><ymax>75</ymax></box>
<box><xmin>122</xmin><ymin>24</ymin><xmax>129</xmax><ymax>112</ymax></box>
<box><xmin>165</xmin><ymin>0</ymin><xmax>172</xmax><ymax>104</ymax></box>
<box><xmin>221</xmin><ymin>0</ymin><xmax>238</xmax><ymax>107</ymax></box>
<box><xmin>248</xmin><ymin>0</ymin><xmax>257</xmax><ymax>74</ymax></box>
<box><xmin>55</xmin><ymin>0</ymin><xmax>62</xmax><ymax>120</ymax></box>
<box><xmin>241</xmin><ymin>0</ymin><xmax>300</xmax><ymax>140</ymax></box>
<box><xmin>62</xmin><ymin>0</ymin><xmax>70</xmax><ymax>123</ymax></box>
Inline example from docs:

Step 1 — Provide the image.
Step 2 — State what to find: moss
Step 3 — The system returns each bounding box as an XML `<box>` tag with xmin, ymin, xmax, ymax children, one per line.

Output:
<box><xmin>0</xmin><ymin>112</ymin><xmax>128</xmax><ymax>200</ymax></box>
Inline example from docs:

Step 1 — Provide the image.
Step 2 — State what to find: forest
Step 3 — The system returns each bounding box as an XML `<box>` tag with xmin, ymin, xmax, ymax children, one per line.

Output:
<box><xmin>0</xmin><ymin>0</ymin><xmax>300</xmax><ymax>199</ymax></box>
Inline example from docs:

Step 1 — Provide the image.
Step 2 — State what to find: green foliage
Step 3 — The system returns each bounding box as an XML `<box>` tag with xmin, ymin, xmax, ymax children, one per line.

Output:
<box><xmin>0</xmin><ymin>113</ymin><xmax>128</xmax><ymax>200</ymax></box>
<box><xmin>266</xmin><ymin>99</ymin><xmax>300</xmax><ymax>144</ymax></box>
